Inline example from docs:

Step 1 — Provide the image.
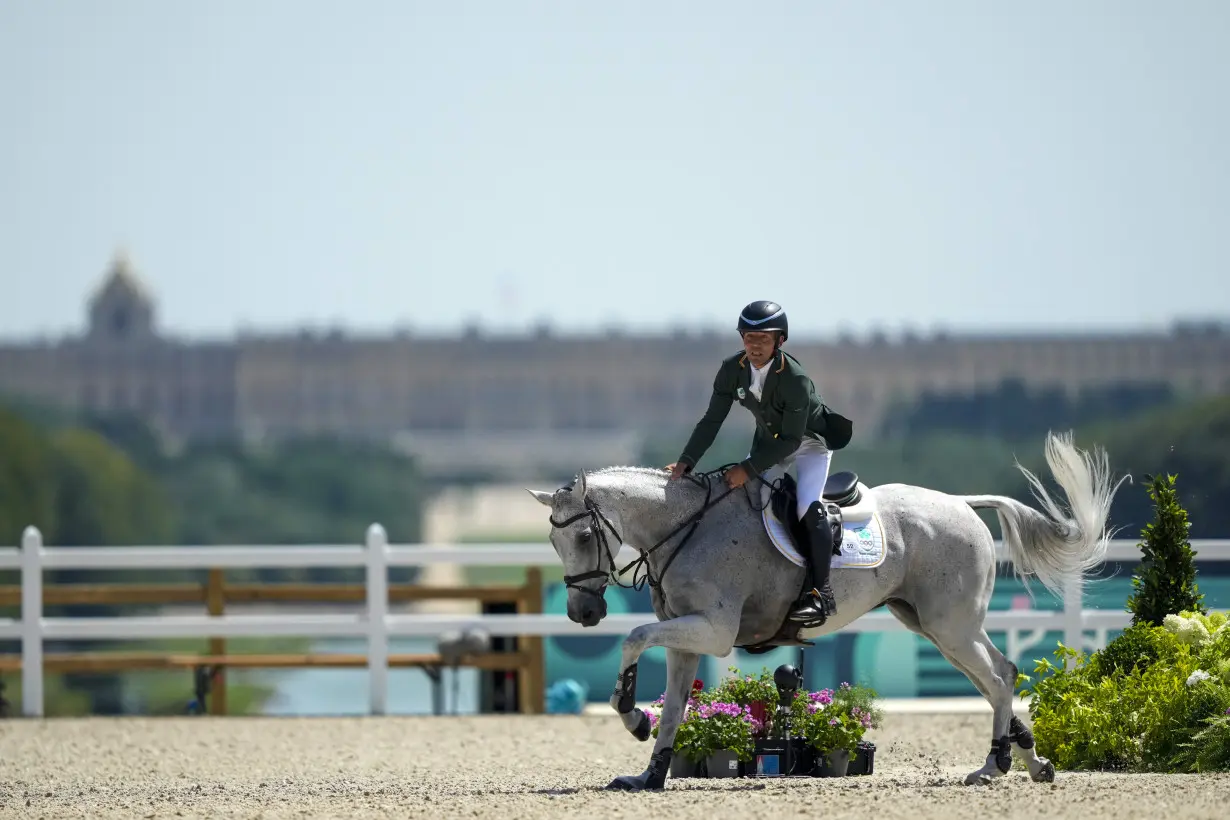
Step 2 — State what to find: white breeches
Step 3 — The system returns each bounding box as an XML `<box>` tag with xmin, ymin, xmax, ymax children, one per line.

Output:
<box><xmin>785</xmin><ymin>439</ymin><xmax>832</xmax><ymax>520</ymax></box>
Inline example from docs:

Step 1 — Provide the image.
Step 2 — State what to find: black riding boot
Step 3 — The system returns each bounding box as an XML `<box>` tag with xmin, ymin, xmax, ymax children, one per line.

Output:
<box><xmin>787</xmin><ymin>501</ymin><xmax>838</xmax><ymax>626</ymax></box>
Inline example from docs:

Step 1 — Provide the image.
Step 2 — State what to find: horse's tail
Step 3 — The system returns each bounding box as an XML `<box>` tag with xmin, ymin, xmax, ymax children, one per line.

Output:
<box><xmin>961</xmin><ymin>431</ymin><xmax>1130</xmax><ymax>600</ymax></box>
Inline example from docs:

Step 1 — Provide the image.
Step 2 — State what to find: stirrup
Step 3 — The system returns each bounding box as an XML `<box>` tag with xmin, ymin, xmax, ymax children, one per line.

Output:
<box><xmin>787</xmin><ymin>587</ymin><xmax>834</xmax><ymax>626</ymax></box>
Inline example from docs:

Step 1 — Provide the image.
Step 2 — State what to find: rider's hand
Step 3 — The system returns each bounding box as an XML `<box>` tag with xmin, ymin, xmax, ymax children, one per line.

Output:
<box><xmin>725</xmin><ymin>464</ymin><xmax>750</xmax><ymax>489</ymax></box>
<box><xmin>665</xmin><ymin>462</ymin><xmax>689</xmax><ymax>480</ymax></box>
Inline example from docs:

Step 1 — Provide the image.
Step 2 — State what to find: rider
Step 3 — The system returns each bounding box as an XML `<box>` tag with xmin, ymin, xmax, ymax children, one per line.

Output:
<box><xmin>665</xmin><ymin>300</ymin><xmax>851</xmax><ymax>627</ymax></box>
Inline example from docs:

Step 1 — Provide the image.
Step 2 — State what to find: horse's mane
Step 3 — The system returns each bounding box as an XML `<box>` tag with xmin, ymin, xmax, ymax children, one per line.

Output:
<box><xmin>589</xmin><ymin>465</ymin><xmax>672</xmax><ymax>477</ymax></box>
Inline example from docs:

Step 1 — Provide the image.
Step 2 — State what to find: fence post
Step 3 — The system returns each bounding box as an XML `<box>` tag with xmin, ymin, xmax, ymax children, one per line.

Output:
<box><xmin>366</xmin><ymin>523</ymin><xmax>389</xmax><ymax>716</ymax></box>
<box><xmin>519</xmin><ymin>567</ymin><xmax>545</xmax><ymax>715</ymax></box>
<box><xmin>1062</xmin><ymin>577</ymin><xmax>1083</xmax><ymax>671</ymax></box>
<box><xmin>206</xmin><ymin>569</ymin><xmax>227</xmax><ymax>715</ymax></box>
<box><xmin>20</xmin><ymin>526</ymin><xmax>44</xmax><ymax>717</ymax></box>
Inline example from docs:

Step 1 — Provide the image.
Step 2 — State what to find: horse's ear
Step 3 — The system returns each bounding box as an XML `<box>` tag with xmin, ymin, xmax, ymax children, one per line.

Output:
<box><xmin>526</xmin><ymin>489</ymin><xmax>554</xmax><ymax>507</ymax></box>
<box><xmin>574</xmin><ymin>470</ymin><xmax>587</xmax><ymax>498</ymax></box>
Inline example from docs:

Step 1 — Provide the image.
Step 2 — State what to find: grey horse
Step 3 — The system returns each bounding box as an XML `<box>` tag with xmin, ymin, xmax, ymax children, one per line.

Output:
<box><xmin>528</xmin><ymin>431</ymin><xmax>1126</xmax><ymax>790</ymax></box>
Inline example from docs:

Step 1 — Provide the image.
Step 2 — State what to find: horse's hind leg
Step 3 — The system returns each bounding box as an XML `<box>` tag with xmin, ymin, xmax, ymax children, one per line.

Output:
<box><xmin>923</xmin><ymin>620</ymin><xmax>1055</xmax><ymax>785</ymax></box>
<box><xmin>888</xmin><ymin>599</ymin><xmax>991</xmax><ymax>700</ymax></box>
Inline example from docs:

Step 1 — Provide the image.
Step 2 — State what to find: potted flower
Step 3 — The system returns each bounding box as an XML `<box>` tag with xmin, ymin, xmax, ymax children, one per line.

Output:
<box><xmin>647</xmin><ymin>678</ymin><xmax>757</xmax><ymax>777</ymax></box>
<box><xmin>707</xmin><ymin>666</ymin><xmax>780</xmax><ymax>738</ymax></box>
<box><xmin>790</xmin><ymin>681</ymin><xmax>883</xmax><ymax>777</ymax></box>
<box><xmin>647</xmin><ymin>679</ymin><xmax>709</xmax><ymax>777</ymax></box>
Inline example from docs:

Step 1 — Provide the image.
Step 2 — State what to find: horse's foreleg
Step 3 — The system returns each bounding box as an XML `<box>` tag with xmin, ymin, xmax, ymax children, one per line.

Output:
<box><xmin>609</xmin><ymin>613</ymin><xmax>738</xmax><ymax>740</ymax></box>
<box><xmin>605</xmin><ymin>612</ymin><xmax>739</xmax><ymax>792</ymax></box>
<box><xmin>606</xmin><ymin>648</ymin><xmax>699</xmax><ymax>792</ymax></box>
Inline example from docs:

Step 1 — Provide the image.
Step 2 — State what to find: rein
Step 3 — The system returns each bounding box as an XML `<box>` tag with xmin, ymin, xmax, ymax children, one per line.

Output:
<box><xmin>548</xmin><ymin>464</ymin><xmax>781</xmax><ymax>599</ymax></box>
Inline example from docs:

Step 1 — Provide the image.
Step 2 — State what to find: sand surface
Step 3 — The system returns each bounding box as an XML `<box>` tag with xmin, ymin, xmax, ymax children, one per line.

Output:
<box><xmin>2</xmin><ymin>712</ymin><xmax>1228</xmax><ymax>819</ymax></box>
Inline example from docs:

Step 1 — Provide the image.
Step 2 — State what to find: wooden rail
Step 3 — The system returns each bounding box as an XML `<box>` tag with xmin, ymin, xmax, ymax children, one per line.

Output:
<box><xmin>0</xmin><ymin>567</ymin><xmax>546</xmax><ymax>715</ymax></box>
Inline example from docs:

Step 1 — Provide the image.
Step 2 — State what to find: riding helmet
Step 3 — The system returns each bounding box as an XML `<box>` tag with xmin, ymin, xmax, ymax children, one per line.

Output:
<box><xmin>737</xmin><ymin>300</ymin><xmax>789</xmax><ymax>341</ymax></box>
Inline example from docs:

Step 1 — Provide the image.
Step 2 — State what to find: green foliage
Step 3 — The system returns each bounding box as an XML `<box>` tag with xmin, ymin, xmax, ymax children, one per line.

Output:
<box><xmin>706</xmin><ymin>667</ymin><xmax>780</xmax><ymax>709</ymax></box>
<box><xmin>160</xmin><ymin>437</ymin><xmax>424</xmax><ymax>551</ymax></box>
<box><xmin>1089</xmin><ymin>395</ymin><xmax>1230</xmax><ymax>540</ymax></box>
<box><xmin>789</xmin><ymin>681</ymin><xmax>883</xmax><ymax>755</ymax></box>
<box><xmin>0</xmin><ymin>407</ymin><xmax>57</xmax><ymax>545</ymax></box>
<box><xmin>51</xmin><ymin>428</ymin><xmax>176</xmax><ymax>547</ymax></box>
<box><xmin>1126</xmin><ymin>473</ymin><xmax>1205</xmax><ymax>627</ymax></box>
<box><xmin>1023</xmin><ymin>613</ymin><xmax>1230</xmax><ymax>772</ymax></box>
<box><xmin>671</xmin><ymin>701</ymin><xmax>758</xmax><ymax>763</ymax></box>
<box><xmin>881</xmin><ymin>378</ymin><xmax>1177</xmax><ymax>442</ymax></box>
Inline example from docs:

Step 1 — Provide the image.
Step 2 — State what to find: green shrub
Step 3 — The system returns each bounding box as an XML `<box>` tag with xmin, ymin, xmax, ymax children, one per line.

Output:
<box><xmin>1023</xmin><ymin>612</ymin><xmax>1230</xmax><ymax>772</ymax></box>
<box><xmin>1126</xmin><ymin>474</ymin><xmax>1206</xmax><ymax>627</ymax></box>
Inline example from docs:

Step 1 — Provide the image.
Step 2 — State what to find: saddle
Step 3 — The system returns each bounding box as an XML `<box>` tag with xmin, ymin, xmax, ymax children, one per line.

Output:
<box><xmin>767</xmin><ymin>473</ymin><xmax>849</xmax><ymax>559</ymax></box>
<box><xmin>740</xmin><ymin>469</ymin><xmax>865</xmax><ymax>655</ymax></box>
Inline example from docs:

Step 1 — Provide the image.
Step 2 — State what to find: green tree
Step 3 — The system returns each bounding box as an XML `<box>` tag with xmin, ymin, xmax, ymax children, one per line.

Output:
<box><xmin>0</xmin><ymin>406</ymin><xmax>58</xmax><ymax>546</ymax></box>
<box><xmin>1126</xmin><ymin>473</ymin><xmax>1206</xmax><ymax>627</ymax></box>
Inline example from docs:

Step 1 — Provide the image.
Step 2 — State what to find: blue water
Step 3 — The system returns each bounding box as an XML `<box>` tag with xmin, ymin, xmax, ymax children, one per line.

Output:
<box><xmin>249</xmin><ymin>637</ymin><xmax>481</xmax><ymax>716</ymax></box>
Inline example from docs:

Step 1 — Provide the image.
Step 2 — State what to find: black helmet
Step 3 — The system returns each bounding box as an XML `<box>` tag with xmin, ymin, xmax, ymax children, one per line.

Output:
<box><xmin>737</xmin><ymin>300</ymin><xmax>789</xmax><ymax>342</ymax></box>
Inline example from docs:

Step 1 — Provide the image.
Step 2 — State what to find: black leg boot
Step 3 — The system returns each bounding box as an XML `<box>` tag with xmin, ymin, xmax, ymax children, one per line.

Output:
<box><xmin>786</xmin><ymin>501</ymin><xmax>837</xmax><ymax>626</ymax></box>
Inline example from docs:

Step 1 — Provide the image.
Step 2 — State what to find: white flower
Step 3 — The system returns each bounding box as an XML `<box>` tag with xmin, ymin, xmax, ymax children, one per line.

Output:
<box><xmin>1186</xmin><ymin>670</ymin><xmax>1212</xmax><ymax>687</ymax></box>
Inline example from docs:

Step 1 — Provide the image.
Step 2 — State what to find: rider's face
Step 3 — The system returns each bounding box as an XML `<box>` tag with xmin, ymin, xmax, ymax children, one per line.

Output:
<box><xmin>741</xmin><ymin>330</ymin><xmax>778</xmax><ymax>366</ymax></box>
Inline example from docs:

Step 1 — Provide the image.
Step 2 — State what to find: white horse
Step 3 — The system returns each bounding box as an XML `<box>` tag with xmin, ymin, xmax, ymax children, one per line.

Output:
<box><xmin>529</xmin><ymin>431</ymin><xmax>1126</xmax><ymax>790</ymax></box>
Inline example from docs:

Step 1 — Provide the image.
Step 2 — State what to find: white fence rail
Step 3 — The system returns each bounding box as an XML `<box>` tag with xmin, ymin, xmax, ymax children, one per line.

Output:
<box><xmin>3</xmin><ymin>525</ymin><xmax>1229</xmax><ymax>718</ymax></box>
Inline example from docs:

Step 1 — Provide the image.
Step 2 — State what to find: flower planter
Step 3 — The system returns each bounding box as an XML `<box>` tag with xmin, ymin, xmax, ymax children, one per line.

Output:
<box><xmin>652</xmin><ymin>665</ymin><xmax>883</xmax><ymax>783</ymax></box>
<box><xmin>670</xmin><ymin>754</ymin><xmax>703</xmax><ymax>779</ymax></box>
<box><xmin>848</xmin><ymin>741</ymin><xmax>876</xmax><ymax>776</ymax></box>
<box><xmin>813</xmin><ymin>747</ymin><xmax>851</xmax><ymax>777</ymax></box>
<box><xmin>744</xmin><ymin>737</ymin><xmax>816</xmax><ymax>777</ymax></box>
<box><xmin>704</xmin><ymin>749</ymin><xmax>742</xmax><ymax>778</ymax></box>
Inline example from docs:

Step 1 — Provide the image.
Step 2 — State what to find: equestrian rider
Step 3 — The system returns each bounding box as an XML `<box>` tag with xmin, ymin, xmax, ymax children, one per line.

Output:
<box><xmin>664</xmin><ymin>300</ymin><xmax>851</xmax><ymax>627</ymax></box>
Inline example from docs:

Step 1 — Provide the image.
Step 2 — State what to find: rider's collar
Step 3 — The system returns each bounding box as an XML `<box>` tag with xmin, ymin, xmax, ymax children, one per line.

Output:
<box><xmin>741</xmin><ymin>350</ymin><xmax>782</xmax><ymax>371</ymax></box>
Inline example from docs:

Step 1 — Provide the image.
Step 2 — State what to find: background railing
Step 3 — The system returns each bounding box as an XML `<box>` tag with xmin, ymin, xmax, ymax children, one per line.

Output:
<box><xmin>2</xmin><ymin>524</ymin><xmax>1228</xmax><ymax>717</ymax></box>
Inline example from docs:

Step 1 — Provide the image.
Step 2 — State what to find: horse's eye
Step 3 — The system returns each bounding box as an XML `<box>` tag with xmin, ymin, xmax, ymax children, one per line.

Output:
<box><xmin>578</xmin><ymin>528</ymin><xmax>592</xmax><ymax>543</ymax></box>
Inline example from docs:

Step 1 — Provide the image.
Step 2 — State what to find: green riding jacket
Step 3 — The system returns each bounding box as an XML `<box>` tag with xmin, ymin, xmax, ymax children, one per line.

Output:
<box><xmin>677</xmin><ymin>349</ymin><xmax>852</xmax><ymax>476</ymax></box>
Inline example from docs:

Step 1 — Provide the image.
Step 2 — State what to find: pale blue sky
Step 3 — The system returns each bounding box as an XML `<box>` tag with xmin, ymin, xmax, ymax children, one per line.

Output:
<box><xmin>2</xmin><ymin>1</ymin><xmax>1227</xmax><ymax>342</ymax></box>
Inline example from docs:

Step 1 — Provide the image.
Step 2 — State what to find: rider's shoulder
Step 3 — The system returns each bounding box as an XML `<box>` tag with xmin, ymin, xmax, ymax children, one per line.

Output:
<box><xmin>718</xmin><ymin>350</ymin><xmax>749</xmax><ymax>370</ymax></box>
<box><xmin>778</xmin><ymin>351</ymin><xmax>814</xmax><ymax>380</ymax></box>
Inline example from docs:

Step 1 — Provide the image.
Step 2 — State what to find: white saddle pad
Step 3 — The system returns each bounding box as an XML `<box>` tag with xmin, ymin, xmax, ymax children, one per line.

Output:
<box><xmin>759</xmin><ymin>479</ymin><xmax>887</xmax><ymax>570</ymax></box>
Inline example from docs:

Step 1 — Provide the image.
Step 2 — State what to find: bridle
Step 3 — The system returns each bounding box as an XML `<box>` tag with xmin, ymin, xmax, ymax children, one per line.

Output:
<box><xmin>548</xmin><ymin>496</ymin><xmax>626</xmax><ymax>597</ymax></box>
<box><xmin>547</xmin><ymin>466</ymin><xmax>772</xmax><ymax>602</ymax></box>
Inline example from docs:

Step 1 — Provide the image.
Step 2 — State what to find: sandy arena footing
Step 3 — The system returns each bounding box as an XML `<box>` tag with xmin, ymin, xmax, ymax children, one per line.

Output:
<box><xmin>2</xmin><ymin>712</ymin><xmax>1228</xmax><ymax>819</ymax></box>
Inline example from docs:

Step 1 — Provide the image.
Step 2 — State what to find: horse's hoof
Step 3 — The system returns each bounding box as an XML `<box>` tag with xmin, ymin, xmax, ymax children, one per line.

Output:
<box><xmin>964</xmin><ymin>770</ymin><xmax>996</xmax><ymax>786</ymax></box>
<box><xmin>632</xmin><ymin>710</ymin><xmax>651</xmax><ymax>742</ymax></box>
<box><xmin>1032</xmin><ymin>760</ymin><xmax>1055</xmax><ymax>783</ymax></box>
<box><xmin>605</xmin><ymin>773</ymin><xmax>661</xmax><ymax>792</ymax></box>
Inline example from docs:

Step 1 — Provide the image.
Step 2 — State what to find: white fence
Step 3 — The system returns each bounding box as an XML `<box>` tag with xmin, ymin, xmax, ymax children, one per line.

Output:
<box><xmin>2</xmin><ymin>524</ymin><xmax>1228</xmax><ymax>717</ymax></box>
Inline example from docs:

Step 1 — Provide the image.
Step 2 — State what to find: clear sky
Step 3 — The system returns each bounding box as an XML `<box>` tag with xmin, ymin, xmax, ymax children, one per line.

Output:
<box><xmin>2</xmin><ymin>1</ymin><xmax>1227</xmax><ymax>342</ymax></box>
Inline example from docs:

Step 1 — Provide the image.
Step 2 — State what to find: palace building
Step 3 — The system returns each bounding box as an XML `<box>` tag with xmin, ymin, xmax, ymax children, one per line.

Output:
<box><xmin>3</xmin><ymin>252</ymin><xmax>1229</xmax><ymax>478</ymax></box>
